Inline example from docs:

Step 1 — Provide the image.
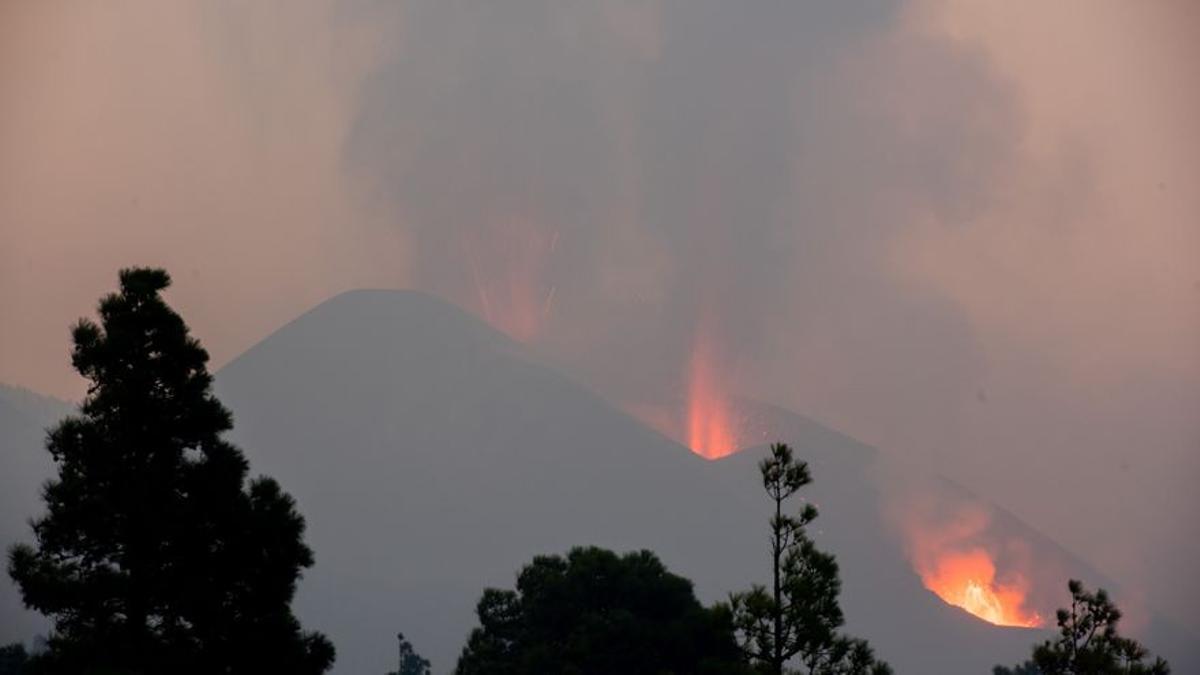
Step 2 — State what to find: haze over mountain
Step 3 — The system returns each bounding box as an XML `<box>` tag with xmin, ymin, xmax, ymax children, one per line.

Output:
<box><xmin>3</xmin><ymin>290</ymin><xmax>1193</xmax><ymax>671</ymax></box>
<box><xmin>4</xmin><ymin>2</ymin><xmax>1197</xmax><ymax>636</ymax></box>
<box><xmin>203</xmin><ymin>289</ymin><xmax>1191</xmax><ymax>674</ymax></box>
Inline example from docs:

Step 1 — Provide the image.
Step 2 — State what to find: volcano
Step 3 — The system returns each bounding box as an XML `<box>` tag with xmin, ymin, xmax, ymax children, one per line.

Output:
<box><xmin>2</xmin><ymin>290</ymin><xmax>1192</xmax><ymax>673</ymax></box>
<box><xmin>206</xmin><ymin>290</ymin><xmax>1189</xmax><ymax>673</ymax></box>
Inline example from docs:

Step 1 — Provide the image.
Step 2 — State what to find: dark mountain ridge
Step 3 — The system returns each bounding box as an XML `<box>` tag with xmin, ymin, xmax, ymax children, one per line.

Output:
<box><xmin>3</xmin><ymin>290</ymin><xmax>1191</xmax><ymax>672</ymax></box>
<box><xmin>208</xmin><ymin>290</ymin><xmax>1092</xmax><ymax>673</ymax></box>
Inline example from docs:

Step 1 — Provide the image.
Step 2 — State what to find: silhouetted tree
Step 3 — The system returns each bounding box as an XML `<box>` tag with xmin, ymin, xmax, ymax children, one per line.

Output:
<box><xmin>0</xmin><ymin>643</ymin><xmax>28</xmax><ymax>675</ymax></box>
<box><xmin>7</xmin><ymin>268</ymin><xmax>334</xmax><ymax>675</ymax></box>
<box><xmin>455</xmin><ymin>546</ymin><xmax>749</xmax><ymax>675</ymax></box>
<box><xmin>730</xmin><ymin>443</ymin><xmax>890</xmax><ymax>675</ymax></box>
<box><xmin>993</xmin><ymin>662</ymin><xmax>1042</xmax><ymax>675</ymax></box>
<box><xmin>387</xmin><ymin>632</ymin><xmax>430</xmax><ymax>675</ymax></box>
<box><xmin>994</xmin><ymin>579</ymin><xmax>1169</xmax><ymax>675</ymax></box>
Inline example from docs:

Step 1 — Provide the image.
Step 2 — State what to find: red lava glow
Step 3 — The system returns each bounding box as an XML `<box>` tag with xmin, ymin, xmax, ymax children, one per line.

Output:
<box><xmin>895</xmin><ymin>499</ymin><xmax>1044</xmax><ymax>628</ymax></box>
<box><xmin>685</xmin><ymin>332</ymin><xmax>738</xmax><ymax>459</ymax></box>
<box><xmin>463</xmin><ymin>219</ymin><xmax>557</xmax><ymax>343</ymax></box>
<box><xmin>622</xmin><ymin>330</ymin><xmax>746</xmax><ymax>459</ymax></box>
<box><xmin>920</xmin><ymin>549</ymin><xmax>1042</xmax><ymax>627</ymax></box>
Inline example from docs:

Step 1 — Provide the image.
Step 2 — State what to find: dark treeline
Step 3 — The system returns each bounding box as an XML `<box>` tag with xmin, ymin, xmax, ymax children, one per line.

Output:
<box><xmin>993</xmin><ymin>580</ymin><xmax>1169</xmax><ymax>675</ymax></box>
<box><xmin>6</xmin><ymin>269</ymin><xmax>331</xmax><ymax>675</ymax></box>
<box><xmin>2</xmin><ymin>269</ymin><xmax>1169</xmax><ymax>675</ymax></box>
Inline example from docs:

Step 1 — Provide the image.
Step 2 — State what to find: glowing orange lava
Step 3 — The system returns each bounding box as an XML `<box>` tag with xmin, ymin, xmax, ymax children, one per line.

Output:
<box><xmin>463</xmin><ymin>219</ymin><xmax>557</xmax><ymax>343</ymax></box>
<box><xmin>685</xmin><ymin>332</ymin><xmax>738</xmax><ymax>459</ymax></box>
<box><xmin>920</xmin><ymin>549</ymin><xmax>1042</xmax><ymax>627</ymax></box>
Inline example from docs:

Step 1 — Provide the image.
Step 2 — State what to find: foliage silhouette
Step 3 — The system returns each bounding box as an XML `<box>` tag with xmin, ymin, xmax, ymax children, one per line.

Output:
<box><xmin>0</xmin><ymin>643</ymin><xmax>28</xmax><ymax>675</ymax></box>
<box><xmin>993</xmin><ymin>662</ymin><xmax>1043</xmax><ymax>675</ymax></box>
<box><xmin>994</xmin><ymin>579</ymin><xmax>1169</xmax><ymax>675</ymax></box>
<box><xmin>7</xmin><ymin>268</ymin><xmax>333</xmax><ymax>675</ymax></box>
<box><xmin>387</xmin><ymin>632</ymin><xmax>431</xmax><ymax>675</ymax></box>
<box><xmin>730</xmin><ymin>443</ymin><xmax>890</xmax><ymax>675</ymax></box>
<box><xmin>455</xmin><ymin>546</ymin><xmax>749</xmax><ymax>675</ymax></box>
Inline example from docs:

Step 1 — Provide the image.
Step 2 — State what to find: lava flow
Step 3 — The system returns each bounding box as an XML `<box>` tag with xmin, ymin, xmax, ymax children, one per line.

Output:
<box><xmin>684</xmin><ymin>332</ymin><xmax>738</xmax><ymax>459</ymax></box>
<box><xmin>463</xmin><ymin>218</ymin><xmax>557</xmax><ymax>343</ymax></box>
<box><xmin>892</xmin><ymin>495</ymin><xmax>1045</xmax><ymax>628</ymax></box>
<box><xmin>920</xmin><ymin>549</ymin><xmax>1041</xmax><ymax>627</ymax></box>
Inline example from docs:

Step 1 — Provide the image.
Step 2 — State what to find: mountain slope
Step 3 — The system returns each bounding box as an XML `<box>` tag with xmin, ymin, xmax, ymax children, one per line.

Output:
<box><xmin>0</xmin><ymin>385</ymin><xmax>70</xmax><ymax>646</ymax></box>
<box><xmin>3</xmin><ymin>291</ymin><xmax>1186</xmax><ymax>671</ymax></box>
<box><xmin>212</xmin><ymin>290</ymin><xmax>1050</xmax><ymax>674</ymax></box>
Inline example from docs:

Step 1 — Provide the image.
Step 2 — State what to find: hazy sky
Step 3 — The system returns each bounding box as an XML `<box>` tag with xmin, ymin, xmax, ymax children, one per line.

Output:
<box><xmin>2</xmin><ymin>1</ymin><xmax>1197</xmax><ymax>625</ymax></box>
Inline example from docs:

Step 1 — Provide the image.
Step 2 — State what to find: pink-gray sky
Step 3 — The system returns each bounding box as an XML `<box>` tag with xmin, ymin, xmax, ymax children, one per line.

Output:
<box><xmin>2</xmin><ymin>0</ymin><xmax>1197</xmax><ymax>627</ymax></box>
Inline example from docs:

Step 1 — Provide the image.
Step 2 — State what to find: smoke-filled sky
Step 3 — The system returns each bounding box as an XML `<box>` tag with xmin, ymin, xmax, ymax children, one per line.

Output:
<box><xmin>2</xmin><ymin>1</ymin><xmax>1197</xmax><ymax>626</ymax></box>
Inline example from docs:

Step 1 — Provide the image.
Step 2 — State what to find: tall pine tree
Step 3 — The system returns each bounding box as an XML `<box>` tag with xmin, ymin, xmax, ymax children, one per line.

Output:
<box><xmin>730</xmin><ymin>443</ymin><xmax>889</xmax><ymax>675</ymax></box>
<box><xmin>8</xmin><ymin>268</ymin><xmax>333</xmax><ymax>675</ymax></box>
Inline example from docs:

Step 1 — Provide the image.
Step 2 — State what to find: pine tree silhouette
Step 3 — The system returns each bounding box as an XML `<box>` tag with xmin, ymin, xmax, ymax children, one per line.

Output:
<box><xmin>8</xmin><ymin>268</ymin><xmax>334</xmax><ymax>675</ymax></box>
<box><xmin>730</xmin><ymin>443</ymin><xmax>890</xmax><ymax>675</ymax></box>
<box><xmin>995</xmin><ymin>579</ymin><xmax>1169</xmax><ymax>675</ymax></box>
